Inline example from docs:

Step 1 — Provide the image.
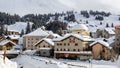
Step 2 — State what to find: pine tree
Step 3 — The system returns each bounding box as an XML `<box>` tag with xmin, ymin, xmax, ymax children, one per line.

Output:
<box><xmin>5</xmin><ymin>28</ymin><xmax>8</xmax><ymax>35</ymax></box>
<box><xmin>111</xmin><ymin>23</ymin><xmax>114</xmax><ymax>27</ymax></box>
<box><xmin>100</xmin><ymin>22</ymin><xmax>102</xmax><ymax>25</ymax></box>
<box><xmin>25</xmin><ymin>22</ymin><xmax>31</xmax><ymax>34</ymax></box>
<box><xmin>0</xmin><ymin>24</ymin><xmax>4</xmax><ymax>36</ymax></box>
<box><xmin>20</xmin><ymin>29</ymin><xmax>24</xmax><ymax>37</ymax></box>
<box><xmin>106</xmin><ymin>23</ymin><xmax>109</xmax><ymax>27</ymax></box>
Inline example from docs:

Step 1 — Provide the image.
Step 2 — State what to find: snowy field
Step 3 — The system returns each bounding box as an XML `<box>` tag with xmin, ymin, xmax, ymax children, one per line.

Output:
<box><xmin>11</xmin><ymin>54</ymin><xmax>119</xmax><ymax>68</ymax></box>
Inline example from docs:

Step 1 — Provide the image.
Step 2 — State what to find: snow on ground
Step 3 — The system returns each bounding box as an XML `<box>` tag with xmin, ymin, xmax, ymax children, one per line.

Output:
<box><xmin>12</xmin><ymin>54</ymin><xmax>119</xmax><ymax>68</ymax></box>
<box><xmin>0</xmin><ymin>55</ymin><xmax>17</xmax><ymax>68</ymax></box>
<box><xmin>6</xmin><ymin>22</ymin><xmax>33</xmax><ymax>33</ymax></box>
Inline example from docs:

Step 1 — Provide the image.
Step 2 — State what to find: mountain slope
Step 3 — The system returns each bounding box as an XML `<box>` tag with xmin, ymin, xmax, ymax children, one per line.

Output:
<box><xmin>0</xmin><ymin>0</ymin><xmax>119</xmax><ymax>16</ymax></box>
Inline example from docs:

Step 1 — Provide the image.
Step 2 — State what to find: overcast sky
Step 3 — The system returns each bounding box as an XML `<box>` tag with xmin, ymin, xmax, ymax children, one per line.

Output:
<box><xmin>0</xmin><ymin>0</ymin><xmax>119</xmax><ymax>16</ymax></box>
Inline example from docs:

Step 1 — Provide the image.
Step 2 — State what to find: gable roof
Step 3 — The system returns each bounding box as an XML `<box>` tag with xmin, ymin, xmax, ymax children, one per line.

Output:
<box><xmin>89</xmin><ymin>40</ymin><xmax>112</xmax><ymax>49</ymax></box>
<box><xmin>34</xmin><ymin>38</ymin><xmax>54</xmax><ymax>46</ymax></box>
<box><xmin>53</xmin><ymin>33</ymin><xmax>94</xmax><ymax>42</ymax></box>
<box><xmin>0</xmin><ymin>40</ymin><xmax>16</xmax><ymax>46</ymax></box>
<box><xmin>24</xmin><ymin>28</ymin><xmax>49</xmax><ymax>37</ymax></box>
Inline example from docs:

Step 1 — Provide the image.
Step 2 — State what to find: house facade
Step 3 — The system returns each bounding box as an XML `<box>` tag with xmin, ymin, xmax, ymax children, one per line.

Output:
<box><xmin>54</xmin><ymin>34</ymin><xmax>94</xmax><ymax>60</ymax></box>
<box><xmin>90</xmin><ymin>40</ymin><xmax>112</xmax><ymax>60</ymax></box>
<box><xmin>0</xmin><ymin>40</ymin><xmax>16</xmax><ymax>50</ymax></box>
<box><xmin>23</xmin><ymin>28</ymin><xmax>49</xmax><ymax>50</ymax></box>
<box><xmin>34</xmin><ymin>38</ymin><xmax>54</xmax><ymax>57</ymax></box>
<box><xmin>114</xmin><ymin>26</ymin><xmax>120</xmax><ymax>54</ymax></box>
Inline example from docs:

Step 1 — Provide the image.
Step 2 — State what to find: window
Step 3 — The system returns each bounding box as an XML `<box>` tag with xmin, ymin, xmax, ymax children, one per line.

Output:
<box><xmin>68</xmin><ymin>43</ymin><xmax>70</xmax><ymax>46</ymax></box>
<box><xmin>73</xmin><ymin>49</ymin><xmax>76</xmax><ymax>51</ymax></box>
<box><xmin>75</xmin><ymin>43</ymin><xmax>78</xmax><ymax>46</ymax></box>
<box><xmin>43</xmin><ymin>52</ymin><xmax>46</xmax><ymax>54</ymax></box>
<box><xmin>43</xmin><ymin>45</ymin><xmax>45</xmax><ymax>47</ymax></box>
<box><xmin>78</xmin><ymin>49</ymin><xmax>80</xmax><ymax>51</ymax></box>
<box><xmin>64</xmin><ymin>49</ymin><xmax>66</xmax><ymax>51</ymax></box>
<box><xmin>57</xmin><ymin>43</ymin><xmax>59</xmax><ymax>46</ymax></box>
<box><xmin>64</xmin><ymin>43</ymin><xmax>66</xmax><ymax>46</ymax></box>
<box><xmin>60</xmin><ymin>48</ymin><xmax>62</xmax><ymax>51</ymax></box>
<box><xmin>60</xmin><ymin>43</ymin><xmax>62</xmax><ymax>46</ymax></box>
<box><xmin>68</xmin><ymin>49</ymin><xmax>70</xmax><ymax>51</ymax></box>
<box><xmin>48</xmin><ymin>46</ymin><xmax>50</xmax><ymax>47</ymax></box>
<box><xmin>57</xmin><ymin>48</ymin><xmax>59</xmax><ymax>51</ymax></box>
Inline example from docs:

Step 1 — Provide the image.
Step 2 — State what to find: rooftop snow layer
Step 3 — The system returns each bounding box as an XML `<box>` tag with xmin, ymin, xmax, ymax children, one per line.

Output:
<box><xmin>53</xmin><ymin>33</ymin><xmax>94</xmax><ymax>42</ymax></box>
<box><xmin>90</xmin><ymin>40</ymin><xmax>112</xmax><ymax>49</ymax></box>
<box><xmin>0</xmin><ymin>40</ymin><xmax>16</xmax><ymax>46</ymax></box>
<box><xmin>34</xmin><ymin>38</ymin><xmax>54</xmax><ymax>46</ymax></box>
<box><xmin>105</xmin><ymin>28</ymin><xmax>115</xmax><ymax>34</ymax></box>
<box><xmin>24</xmin><ymin>28</ymin><xmax>49</xmax><ymax>37</ymax></box>
<box><xmin>70</xmin><ymin>24</ymin><xmax>88</xmax><ymax>30</ymax></box>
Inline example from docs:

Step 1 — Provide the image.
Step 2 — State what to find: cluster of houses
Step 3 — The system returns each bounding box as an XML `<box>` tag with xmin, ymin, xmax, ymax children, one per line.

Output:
<box><xmin>22</xmin><ymin>23</ymin><xmax>117</xmax><ymax>60</ymax></box>
<box><xmin>0</xmin><ymin>22</ymin><xmax>120</xmax><ymax>60</ymax></box>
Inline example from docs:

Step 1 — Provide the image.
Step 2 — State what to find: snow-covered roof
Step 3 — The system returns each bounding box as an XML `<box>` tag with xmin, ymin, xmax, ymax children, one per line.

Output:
<box><xmin>39</xmin><ymin>47</ymin><xmax>52</xmax><ymax>50</ymax></box>
<box><xmin>70</xmin><ymin>24</ymin><xmax>88</xmax><ymax>31</ymax></box>
<box><xmin>6</xmin><ymin>35</ymin><xmax>20</xmax><ymax>40</ymax></box>
<box><xmin>24</xmin><ymin>28</ymin><xmax>49</xmax><ymax>37</ymax></box>
<box><xmin>34</xmin><ymin>38</ymin><xmax>54</xmax><ymax>46</ymax></box>
<box><xmin>90</xmin><ymin>40</ymin><xmax>112</xmax><ymax>49</ymax></box>
<box><xmin>6</xmin><ymin>22</ymin><xmax>33</xmax><ymax>33</ymax></box>
<box><xmin>0</xmin><ymin>40</ymin><xmax>16</xmax><ymax>46</ymax></box>
<box><xmin>105</xmin><ymin>28</ymin><xmax>115</xmax><ymax>34</ymax></box>
<box><xmin>53</xmin><ymin>33</ymin><xmax>94</xmax><ymax>42</ymax></box>
<box><xmin>107</xmin><ymin>36</ymin><xmax>115</xmax><ymax>44</ymax></box>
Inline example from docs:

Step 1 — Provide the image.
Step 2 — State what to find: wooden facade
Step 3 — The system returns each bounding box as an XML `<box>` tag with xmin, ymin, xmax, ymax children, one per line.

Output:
<box><xmin>90</xmin><ymin>42</ymin><xmax>111</xmax><ymax>60</ymax></box>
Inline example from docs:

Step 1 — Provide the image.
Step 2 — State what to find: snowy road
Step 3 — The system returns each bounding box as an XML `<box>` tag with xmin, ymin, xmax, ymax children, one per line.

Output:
<box><xmin>11</xmin><ymin>55</ymin><xmax>119</xmax><ymax>68</ymax></box>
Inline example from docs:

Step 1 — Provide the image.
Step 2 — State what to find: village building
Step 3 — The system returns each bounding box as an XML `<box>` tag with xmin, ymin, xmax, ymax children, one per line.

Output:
<box><xmin>23</xmin><ymin>28</ymin><xmax>49</xmax><ymax>50</ymax></box>
<box><xmin>102</xmin><ymin>28</ymin><xmax>115</xmax><ymax>39</ymax></box>
<box><xmin>34</xmin><ymin>38</ymin><xmax>54</xmax><ymax>57</ymax></box>
<box><xmin>0</xmin><ymin>40</ymin><xmax>16</xmax><ymax>50</ymax></box>
<box><xmin>6</xmin><ymin>35</ymin><xmax>20</xmax><ymax>44</ymax></box>
<box><xmin>113</xmin><ymin>26</ymin><xmax>120</xmax><ymax>54</ymax></box>
<box><xmin>53</xmin><ymin>34</ymin><xmax>94</xmax><ymax>60</ymax></box>
<box><xmin>69</xmin><ymin>24</ymin><xmax>90</xmax><ymax>37</ymax></box>
<box><xmin>90</xmin><ymin>40</ymin><xmax>112</xmax><ymax>60</ymax></box>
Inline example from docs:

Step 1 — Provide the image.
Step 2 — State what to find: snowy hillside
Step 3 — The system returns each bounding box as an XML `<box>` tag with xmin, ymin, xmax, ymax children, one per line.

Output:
<box><xmin>0</xmin><ymin>0</ymin><xmax>120</xmax><ymax>16</ymax></box>
<box><xmin>6</xmin><ymin>22</ymin><xmax>33</xmax><ymax>33</ymax></box>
